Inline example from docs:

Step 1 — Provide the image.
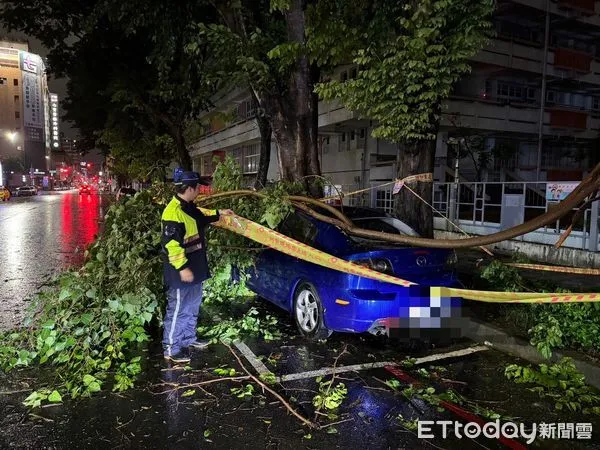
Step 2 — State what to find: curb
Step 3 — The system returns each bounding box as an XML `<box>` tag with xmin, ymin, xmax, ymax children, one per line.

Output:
<box><xmin>464</xmin><ymin>318</ymin><xmax>600</xmax><ymax>390</ymax></box>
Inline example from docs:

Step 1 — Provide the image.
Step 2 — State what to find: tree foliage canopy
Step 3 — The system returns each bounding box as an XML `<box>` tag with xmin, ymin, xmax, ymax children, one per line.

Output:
<box><xmin>1</xmin><ymin>0</ymin><xmax>224</xmax><ymax>172</ymax></box>
<box><xmin>314</xmin><ymin>0</ymin><xmax>494</xmax><ymax>142</ymax></box>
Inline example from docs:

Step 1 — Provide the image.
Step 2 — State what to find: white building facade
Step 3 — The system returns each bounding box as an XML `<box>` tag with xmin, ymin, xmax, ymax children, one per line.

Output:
<box><xmin>189</xmin><ymin>0</ymin><xmax>600</xmax><ymax>254</ymax></box>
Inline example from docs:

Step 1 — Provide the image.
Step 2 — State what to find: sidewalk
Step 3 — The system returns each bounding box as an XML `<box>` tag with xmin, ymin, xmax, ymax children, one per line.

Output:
<box><xmin>456</xmin><ymin>248</ymin><xmax>600</xmax><ymax>291</ymax></box>
<box><xmin>455</xmin><ymin>247</ymin><xmax>600</xmax><ymax>389</ymax></box>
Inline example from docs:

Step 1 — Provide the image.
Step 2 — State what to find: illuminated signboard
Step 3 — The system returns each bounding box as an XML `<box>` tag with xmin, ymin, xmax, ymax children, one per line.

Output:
<box><xmin>20</xmin><ymin>51</ymin><xmax>45</xmax><ymax>143</ymax></box>
<box><xmin>49</xmin><ymin>93</ymin><xmax>60</xmax><ymax>149</ymax></box>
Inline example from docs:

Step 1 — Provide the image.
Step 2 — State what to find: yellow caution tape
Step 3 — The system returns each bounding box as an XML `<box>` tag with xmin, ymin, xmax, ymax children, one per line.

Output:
<box><xmin>206</xmin><ymin>209</ymin><xmax>600</xmax><ymax>304</ymax></box>
<box><xmin>401</xmin><ymin>172</ymin><xmax>433</xmax><ymax>184</ymax></box>
<box><xmin>507</xmin><ymin>263</ymin><xmax>600</xmax><ymax>276</ymax></box>
<box><xmin>208</xmin><ymin>210</ymin><xmax>414</xmax><ymax>288</ymax></box>
<box><xmin>320</xmin><ymin>172</ymin><xmax>432</xmax><ymax>202</ymax></box>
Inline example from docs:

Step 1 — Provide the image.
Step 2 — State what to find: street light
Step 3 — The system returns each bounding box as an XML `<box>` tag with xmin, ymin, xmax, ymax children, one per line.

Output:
<box><xmin>5</xmin><ymin>131</ymin><xmax>16</xmax><ymax>143</ymax></box>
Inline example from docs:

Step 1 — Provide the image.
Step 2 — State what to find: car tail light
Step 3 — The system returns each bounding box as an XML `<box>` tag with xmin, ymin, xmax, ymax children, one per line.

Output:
<box><xmin>354</xmin><ymin>258</ymin><xmax>394</xmax><ymax>275</ymax></box>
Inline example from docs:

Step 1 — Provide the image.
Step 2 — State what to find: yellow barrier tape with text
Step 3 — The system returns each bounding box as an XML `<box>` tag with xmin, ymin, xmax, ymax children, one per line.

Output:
<box><xmin>320</xmin><ymin>172</ymin><xmax>433</xmax><ymax>202</ymax></box>
<box><xmin>507</xmin><ymin>263</ymin><xmax>600</xmax><ymax>276</ymax></box>
<box><xmin>206</xmin><ymin>209</ymin><xmax>600</xmax><ymax>304</ymax></box>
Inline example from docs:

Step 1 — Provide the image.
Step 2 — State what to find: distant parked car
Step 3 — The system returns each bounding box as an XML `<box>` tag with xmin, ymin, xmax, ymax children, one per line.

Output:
<box><xmin>15</xmin><ymin>186</ymin><xmax>37</xmax><ymax>196</ymax></box>
<box><xmin>116</xmin><ymin>187</ymin><xmax>137</xmax><ymax>201</ymax></box>
<box><xmin>0</xmin><ymin>186</ymin><xmax>11</xmax><ymax>201</ymax></box>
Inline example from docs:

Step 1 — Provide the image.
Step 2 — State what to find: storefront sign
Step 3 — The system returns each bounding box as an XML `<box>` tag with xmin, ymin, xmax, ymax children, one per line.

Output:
<box><xmin>545</xmin><ymin>182</ymin><xmax>579</xmax><ymax>201</ymax></box>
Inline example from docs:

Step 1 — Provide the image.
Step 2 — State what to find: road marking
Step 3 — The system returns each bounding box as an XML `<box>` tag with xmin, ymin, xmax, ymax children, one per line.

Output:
<box><xmin>277</xmin><ymin>345</ymin><xmax>489</xmax><ymax>382</ymax></box>
<box><xmin>233</xmin><ymin>341</ymin><xmax>271</xmax><ymax>375</ymax></box>
<box><xmin>232</xmin><ymin>341</ymin><xmax>489</xmax><ymax>383</ymax></box>
<box><xmin>409</xmin><ymin>345</ymin><xmax>489</xmax><ymax>365</ymax></box>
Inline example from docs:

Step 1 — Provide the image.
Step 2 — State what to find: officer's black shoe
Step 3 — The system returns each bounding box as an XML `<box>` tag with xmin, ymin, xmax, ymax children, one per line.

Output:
<box><xmin>189</xmin><ymin>339</ymin><xmax>211</xmax><ymax>350</ymax></box>
<box><xmin>164</xmin><ymin>350</ymin><xmax>191</xmax><ymax>364</ymax></box>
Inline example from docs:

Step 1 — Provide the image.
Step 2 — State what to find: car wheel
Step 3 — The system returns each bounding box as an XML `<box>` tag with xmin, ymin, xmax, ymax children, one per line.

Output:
<box><xmin>293</xmin><ymin>282</ymin><xmax>330</xmax><ymax>340</ymax></box>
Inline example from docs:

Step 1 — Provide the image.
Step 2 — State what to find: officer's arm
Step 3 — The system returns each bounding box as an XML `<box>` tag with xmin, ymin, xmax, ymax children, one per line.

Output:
<box><xmin>162</xmin><ymin>220</ymin><xmax>189</xmax><ymax>270</ymax></box>
<box><xmin>200</xmin><ymin>208</ymin><xmax>220</xmax><ymax>225</ymax></box>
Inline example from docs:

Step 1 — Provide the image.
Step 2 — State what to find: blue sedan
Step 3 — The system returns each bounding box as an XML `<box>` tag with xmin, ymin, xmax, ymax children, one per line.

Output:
<box><xmin>245</xmin><ymin>207</ymin><xmax>460</xmax><ymax>339</ymax></box>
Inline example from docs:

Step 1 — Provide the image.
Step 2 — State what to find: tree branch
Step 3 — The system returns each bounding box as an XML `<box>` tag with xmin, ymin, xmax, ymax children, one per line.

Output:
<box><xmin>226</xmin><ymin>344</ymin><xmax>317</xmax><ymax>429</ymax></box>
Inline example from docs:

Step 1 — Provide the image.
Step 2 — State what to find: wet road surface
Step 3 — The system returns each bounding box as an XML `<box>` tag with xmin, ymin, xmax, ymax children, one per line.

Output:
<box><xmin>1</xmin><ymin>193</ymin><xmax>600</xmax><ymax>448</ymax></box>
<box><xmin>1</xmin><ymin>299</ymin><xmax>600</xmax><ymax>449</ymax></box>
<box><xmin>0</xmin><ymin>190</ymin><xmax>110</xmax><ymax>330</ymax></box>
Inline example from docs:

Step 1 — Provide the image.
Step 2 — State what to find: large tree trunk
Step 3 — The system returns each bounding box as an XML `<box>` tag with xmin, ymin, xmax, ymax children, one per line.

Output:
<box><xmin>252</xmin><ymin>0</ymin><xmax>321</xmax><ymax>197</ymax></box>
<box><xmin>394</xmin><ymin>138</ymin><xmax>436</xmax><ymax>238</ymax></box>
<box><xmin>254</xmin><ymin>102</ymin><xmax>272</xmax><ymax>189</ymax></box>
<box><xmin>174</xmin><ymin>127</ymin><xmax>192</xmax><ymax>170</ymax></box>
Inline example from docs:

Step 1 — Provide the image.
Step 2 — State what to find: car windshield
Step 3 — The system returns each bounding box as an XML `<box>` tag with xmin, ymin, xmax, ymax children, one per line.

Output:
<box><xmin>352</xmin><ymin>218</ymin><xmax>403</xmax><ymax>234</ymax></box>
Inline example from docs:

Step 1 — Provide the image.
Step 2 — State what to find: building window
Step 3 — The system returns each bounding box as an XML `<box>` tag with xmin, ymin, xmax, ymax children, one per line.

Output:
<box><xmin>14</xmin><ymin>95</ymin><xmax>19</xmax><ymax>103</ymax></box>
<box><xmin>497</xmin><ymin>81</ymin><xmax>536</xmax><ymax>103</ymax></box>
<box><xmin>350</xmin><ymin>130</ymin><xmax>355</xmax><ymax>140</ymax></box>
<box><xmin>15</xmin><ymin>111</ymin><xmax>20</xmax><ymax>119</ymax></box>
<box><xmin>13</xmin><ymin>79</ymin><xmax>18</xmax><ymax>86</ymax></box>
<box><xmin>246</xmin><ymin>99</ymin><xmax>256</xmax><ymax>119</ymax></box>
<box><xmin>231</xmin><ymin>147</ymin><xmax>243</xmax><ymax>168</ymax></box>
<box><xmin>593</xmin><ymin>97</ymin><xmax>600</xmax><ymax>111</ymax></box>
<box><xmin>201</xmin><ymin>155</ymin><xmax>211</xmax><ymax>176</ymax></box>
<box><xmin>350</xmin><ymin>67</ymin><xmax>357</xmax><ymax>79</ymax></box>
<box><xmin>375</xmin><ymin>189</ymin><xmax>394</xmax><ymax>213</ymax></box>
<box><xmin>0</xmin><ymin>77</ymin><xmax>6</xmax><ymax>85</ymax></box>
<box><xmin>341</xmin><ymin>132</ymin><xmax>346</xmax><ymax>142</ymax></box>
<box><xmin>340</xmin><ymin>71</ymin><xmax>348</xmax><ymax>82</ymax></box>
<box><xmin>244</xmin><ymin>143</ymin><xmax>259</xmax><ymax>173</ymax></box>
<box><xmin>496</xmin><ymin>19</ymin><xmax>542</xmax><ymax>45</ymax></box>
<box><xmin>230</xmin><ymin>145</ymin><xmax>259</xmax><ymax>173</ymax></box>
<box><xmin>359</xmin><ymin>128</ymin><xmax>366</xmax><ymax>139</ymax></box>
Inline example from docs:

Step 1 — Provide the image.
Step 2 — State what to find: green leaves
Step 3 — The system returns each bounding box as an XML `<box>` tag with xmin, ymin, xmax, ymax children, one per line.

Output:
<box><xmin>48</xmin><ymin>390</ymin><xmax>63</xmax><ymax>403</ymax></box>
<box><xmin>481</xmin><ymin>260</ymin><xmax>600</xmax><ymax>359</ymax></box>
<box><xmin>83</xmin><ymin>374</ymin><xmax>102</xmax><ymax>393</ymax></box>
<box><xmin>230</xmin><ymin>384</ymin><xmax>254</xmax><ymax>399</ymax></box>
<box><xmin>312</xmin><ymin>378</ymin><xmax>347</xmax><ymax>412</ymax></box>
<box><xmin>0</xmin><ymin>186</ymin><xmax>167</xmax><ymax>407</ymax></box>
<box><xmin>313</xmin><ymin>0</ymin><xmax>494</xmax><ymax>143</ymax></box>
<box><xmin>214</xmin><ymin>367</ymin><xmax>238</xmax><ymax>377</ymax></box>
<box><xmin>505</xmin><ymin>358</ymin><xmax>600</xmax><ymax>415</ymax></box>
<box><xmin>182</xmin><ymin>389</ymin><xmax>196</xmax><ymax>397</ymax></box>
<box><xmin>197</xmin><ymin>305</ymin><xmax>281</xmax><ymax>344</ymax></box>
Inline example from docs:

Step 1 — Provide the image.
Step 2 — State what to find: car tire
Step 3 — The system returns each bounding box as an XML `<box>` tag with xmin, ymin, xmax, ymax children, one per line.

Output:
<box><xmin>293</xmin><ymin>282</ymin><xmax>331</xmax><ymax>341</ymax></box>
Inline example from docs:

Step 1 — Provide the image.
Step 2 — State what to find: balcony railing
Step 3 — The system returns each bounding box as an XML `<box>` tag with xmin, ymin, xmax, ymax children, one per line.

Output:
<box><xmin>553</xmin><ymin>48</ymin><xmax>593</xmax><ymax>72</ymax></box>
<box><xmin>548</xmin><ymin>109</ymin><xmax>588</xmax><ymax>129</ymax></box>
<box><xmin>558</xmin><ymin>0</ymin><xmax>596</xmax><ymax>14</ymax></box>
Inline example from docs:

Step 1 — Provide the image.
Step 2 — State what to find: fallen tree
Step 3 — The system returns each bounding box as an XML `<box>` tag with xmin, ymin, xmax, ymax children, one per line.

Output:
<box><xmin>199</xmin><ymin>160</ymin><xmax>600</xmax><ymax>249</ymax></box>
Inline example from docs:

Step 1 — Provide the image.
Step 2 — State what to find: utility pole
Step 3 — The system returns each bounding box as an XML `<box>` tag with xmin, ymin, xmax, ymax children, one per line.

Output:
<box><xmin>448</xmin><ymin>145</ymin><xmax>460</xmax><ymax>227</ymax></box>
<box><xmin>536</xmin><ymin>0</ymin><xmax>550</xmax><ymax>182</ymax></box>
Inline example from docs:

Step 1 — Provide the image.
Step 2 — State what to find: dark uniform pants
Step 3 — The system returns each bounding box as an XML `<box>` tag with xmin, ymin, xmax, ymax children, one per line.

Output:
<box><xmin>162</xmin><ymin>283</ymin><xmax>203</xmax><ymax>356</ymax></box>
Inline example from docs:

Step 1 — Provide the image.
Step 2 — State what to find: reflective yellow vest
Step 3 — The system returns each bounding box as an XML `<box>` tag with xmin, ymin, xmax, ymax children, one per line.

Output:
<box><xmin>161</xmin><ymin>195</ymin><xmax>219</xmax><ymax>288</ymax></box>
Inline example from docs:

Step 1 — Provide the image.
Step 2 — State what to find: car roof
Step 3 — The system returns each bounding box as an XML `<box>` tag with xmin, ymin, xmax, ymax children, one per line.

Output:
<box><xmin>311</xmin><ymin>205</ymin><xmax>392</xmax><ymax>220</ymax></box>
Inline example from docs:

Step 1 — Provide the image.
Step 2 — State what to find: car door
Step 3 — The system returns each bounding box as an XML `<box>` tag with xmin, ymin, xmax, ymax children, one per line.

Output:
<box><xmin>254</xmin><ymin>212</ymin><xmax>318</xmax><ymax>307</ymax></box>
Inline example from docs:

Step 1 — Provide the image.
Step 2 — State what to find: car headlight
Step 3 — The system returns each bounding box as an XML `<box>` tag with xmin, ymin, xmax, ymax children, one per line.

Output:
<box><xmin>354</xmin><ymin>258</ymin><xmax>394</xmax><ymax>275</ymax></box>
<box><xmin>445</xmin><ymin>251</ymin><xmax>458</xmax><ymax>267</ymax></box>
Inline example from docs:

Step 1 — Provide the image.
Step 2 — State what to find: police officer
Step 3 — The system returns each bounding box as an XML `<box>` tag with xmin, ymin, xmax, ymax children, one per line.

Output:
<box><xmin>161</xmin><ymin>171</ymin><xmax>233</xmax><ymax>363</ymax></box>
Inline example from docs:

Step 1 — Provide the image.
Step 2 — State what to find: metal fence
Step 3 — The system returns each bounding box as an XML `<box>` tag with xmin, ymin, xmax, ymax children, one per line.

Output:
<box><xmin>323</xmin><ymin>184</ymin><xmax>367</xmax><ymax>207</ymax></box>
<box><xmin>368</xmin><ymin>181</ymin><xmax>598</xmax><ymax>251</ymax></box>
<box><xmin>432</xmin><ymin>181</ymin><xmax>596</xmax><ymax>250</ymax></box>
